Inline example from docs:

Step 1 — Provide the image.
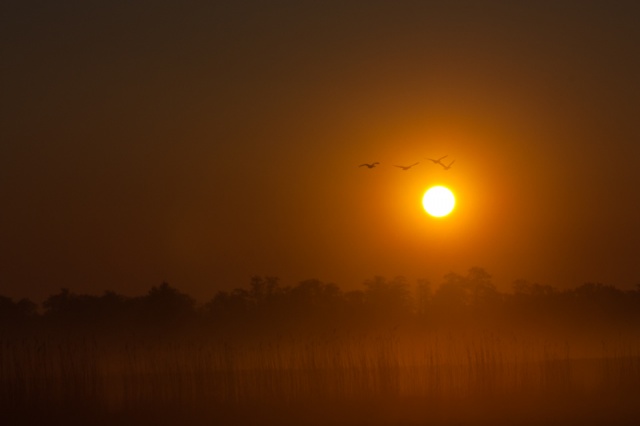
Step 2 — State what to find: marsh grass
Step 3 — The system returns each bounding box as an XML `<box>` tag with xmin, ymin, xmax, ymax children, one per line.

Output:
<box><xmin>2</xmin><ymin>328</ymin><xmax>640</xmax><ymax>425</ymax></box>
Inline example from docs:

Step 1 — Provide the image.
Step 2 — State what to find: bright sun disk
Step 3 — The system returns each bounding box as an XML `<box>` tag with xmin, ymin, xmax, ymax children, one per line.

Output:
<box><xmin>422</xmin><ymin>186</ymin><xmax>455</xmax><ymax>217</ymax></box>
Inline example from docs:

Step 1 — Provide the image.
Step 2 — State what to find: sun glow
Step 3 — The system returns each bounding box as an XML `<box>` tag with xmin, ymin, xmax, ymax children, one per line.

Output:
<box><xmin>422</xmin><ymin>186</ymin><xmax>455</xmax><ymax>217</ymax></box>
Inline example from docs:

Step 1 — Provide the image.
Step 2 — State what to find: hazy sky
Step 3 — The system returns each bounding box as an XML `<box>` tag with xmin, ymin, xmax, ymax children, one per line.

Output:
<box><xmin>2</xmin><ymin>1</ymin><xmax>640</xmax><ymax>302</ymax></box>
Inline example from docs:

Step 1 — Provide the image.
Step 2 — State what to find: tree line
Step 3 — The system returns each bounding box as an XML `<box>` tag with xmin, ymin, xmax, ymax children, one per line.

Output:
<box><xmin>2</xmin><ymin>267</ymin><xmax>640</xmax><ymax>335</ymax></box>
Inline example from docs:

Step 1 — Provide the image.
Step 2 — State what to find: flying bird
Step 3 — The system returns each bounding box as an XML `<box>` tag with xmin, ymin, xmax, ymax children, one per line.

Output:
<box><xmin>359</xmin><ymin>162</ymin><xmax>380</xmax><ymax>169</ymax></box>
<box><xmin>440</xmin><ymin>160</ymin><xmax>455</xmax><ymax>170</ymax></box>
<box><xmin>426</xmin><ymin>155</ymin><xmax>448</xmax><ymax>166</ymax></box>
<box><xmin>394</xmin><ymin>162</ymin><xmax>419</xmax><ymax>171</ymax></box>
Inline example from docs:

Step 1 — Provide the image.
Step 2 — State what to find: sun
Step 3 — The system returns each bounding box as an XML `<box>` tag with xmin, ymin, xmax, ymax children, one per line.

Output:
<box><xmin>422</xmin><ymin>186</ymin><xmax>455</xmax><ymax>217</ymax></box>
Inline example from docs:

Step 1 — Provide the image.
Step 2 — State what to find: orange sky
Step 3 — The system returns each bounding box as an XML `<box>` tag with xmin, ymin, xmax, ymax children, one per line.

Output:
<box><xmin>2</xmin><ymin>1</ymin><xmax>640</xmax><ymax>302</ymax></box>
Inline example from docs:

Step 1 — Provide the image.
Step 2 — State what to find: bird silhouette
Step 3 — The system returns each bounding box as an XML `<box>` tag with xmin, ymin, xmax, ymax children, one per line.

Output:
<box><xmin>440</xmin><ymin>160</ymin><xmax>455</xmax><ymax>170</ymax></box>
<box><xmin>359</xmin><ymin>162</ymin><xmax>380</xmax><ymax>169</ymax></box>
<box><xmin>394</xmin><ymin>162</ymin><xmax>419</xmax><ymax>170</ymax></box>
<box><xmin>426</xmin><ymin>155</ymin><xmax>448</xmax><ymax>166</ymax></box>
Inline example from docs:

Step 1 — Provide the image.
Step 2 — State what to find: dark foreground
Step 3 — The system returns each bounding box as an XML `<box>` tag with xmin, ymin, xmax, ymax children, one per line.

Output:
<box><xmin>3</xmin><ymin>334</ymin><xmax>640</xmax><ymax>426</ymax></box>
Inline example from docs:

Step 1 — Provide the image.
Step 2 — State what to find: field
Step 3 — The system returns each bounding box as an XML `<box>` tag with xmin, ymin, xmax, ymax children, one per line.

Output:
<box><xmin>2</xmin><ymin>325</ymin><xmax>640</xmax><ymax>425</ymax></box>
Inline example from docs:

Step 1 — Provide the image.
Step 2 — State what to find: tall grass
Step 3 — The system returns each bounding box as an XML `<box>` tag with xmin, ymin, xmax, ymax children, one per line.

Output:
<box><xmin>2</xmin><ymin>327</ymin><xmax>640</xmax><ymax>424</ymax></box>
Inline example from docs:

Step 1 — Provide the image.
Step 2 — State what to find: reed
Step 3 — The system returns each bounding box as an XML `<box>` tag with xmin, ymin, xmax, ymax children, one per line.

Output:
<box><xmin>2</xmin><ymin>327</ymin><xmax>640</xmax><ymax>425</ymax></box>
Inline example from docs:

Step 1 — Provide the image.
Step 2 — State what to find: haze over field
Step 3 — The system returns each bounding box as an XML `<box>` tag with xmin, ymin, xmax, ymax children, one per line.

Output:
<box><xmin>3</xmin><ymin>275</ymin><xmax>640</xmax><ymax>425</ymax></box>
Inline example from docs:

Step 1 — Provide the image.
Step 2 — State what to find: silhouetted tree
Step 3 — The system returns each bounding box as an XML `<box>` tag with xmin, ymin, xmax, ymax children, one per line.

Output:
<box><xmin>134</xmin><ymin>282</ymin><xmax>196</xmax><ymax>328</ymax></box>
<box><xmin>571</xmin><ymin>282</ymin><xmax>623</xmax><ymax>299</ymax></box>
<box><xmin>41</xmin><ymin>288</ymin><xmax>134</xmax><ymax>333</ymax></box>
<box><xmin>0</xmin><ymin>296</ymin><xmax>37</xmax><ymax>322</ymax></box>
<box><xmin>204</xmin><ymin>288</ymin><xmax>251</xmax><ymax>319</ymax></box>
<box><xmin>512</xmin><ymin>279</ymin><xmax>556</xmax><ymax>298</ymax></box>
<box><xmin>43</xmin><ymin>288</ymin><xmax>73</xmax><ymax>315</ymax></box>
<box><xmin>43</xmin><ymin>288</ymin><xmax>96</xmax><ymax>325</ymax></box>
<box><xmin>433</xmin><ymin>272</ymin><xmax>467</xmax><ymax>312</ymax></box>
<box><xmin>362</xmin><ymin>276</ymin><xmax>412</xmax><ymax>321</ymax></box>
<box><xmin>506</xmin><ymin>279</ymin><xmax>559</xmax><ymax>327</ymax></box>
<box><xmin>289</xmin><ymin>279</ymin><xmax>340</xmax><ymax>308</ymax></box>
<box><xmin>563</xmin><ymin>282</ymin><xmax>630</xmax><ymax>327</ymax></box>
<box><xmin>466</xmin><ymin>267</ymin><xmax>499</xmax><ymax>308</ymax></box>
<box><xmin>431</xmin><ymin>267</ymin><xmax>501</xmax><ymax>324</ymax></box>
<box><xmin>249</xmin><ymin>275</ymin><xmax>282</xmax><ymax>307</ymax></box>
<box><xmin>284</xmin><ymin>279</ymin><xmax>345</xmax><ymax>326</ymax></box>
<box><xmin>13</xmin><ymin>269</ymin><xmax>640</xmax><ymax>338</ymax></box>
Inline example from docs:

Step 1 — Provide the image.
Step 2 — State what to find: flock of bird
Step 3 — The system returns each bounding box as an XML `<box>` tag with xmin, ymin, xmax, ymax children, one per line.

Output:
<box><xmin>359</xmin><ymin>155</ymin><xmax>455</xmax><ymax>171</ymax></box>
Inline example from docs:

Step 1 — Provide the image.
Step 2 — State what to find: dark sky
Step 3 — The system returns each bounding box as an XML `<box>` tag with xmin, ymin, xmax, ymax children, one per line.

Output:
<box><xmin>2</xmin><ymin>1</ymin><xmax>640</xmax><ymax>302</ymax></box>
